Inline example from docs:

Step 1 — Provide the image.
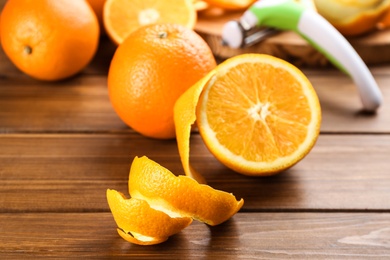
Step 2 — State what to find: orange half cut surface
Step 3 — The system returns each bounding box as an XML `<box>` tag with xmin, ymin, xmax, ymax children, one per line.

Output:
<box><xmin>174</xmin><ymin>54</ymin><xmax>321</xmax><ymax>178</ymax></box>
<box><xmin>103</xmin><ymin>0</ymin><xmax>197</xmax><ymax>44</ymax></box>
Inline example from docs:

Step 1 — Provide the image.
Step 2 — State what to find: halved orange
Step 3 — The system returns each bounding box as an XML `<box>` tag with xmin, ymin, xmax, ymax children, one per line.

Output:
<box><xmin>107</xmin><ymin>189</ymin><xmax>192</xmax><ymax>245</ymax></box>
<box><xmin>128</xmin><ymin>156</ymin><xmax>244</xmax><ymax>226</ymax></box>
<box><xmin>103</xmin><ymin>0</ymin><xmax>197</xmax><ymax>45</ymax></box>
<box><xmin>174</xmin><ymin>54</ymin><xmax>321</xmax><ymax>178</ymax></box>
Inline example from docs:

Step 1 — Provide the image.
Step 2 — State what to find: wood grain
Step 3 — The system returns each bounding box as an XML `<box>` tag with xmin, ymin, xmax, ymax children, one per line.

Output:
<box><xmin>0</xmin><ymin>212</ymin><xmax>389</xmax><ymax>259</ymax></box>
<box><xmin>1</xmin><ymin>1</ymin><xmax>390</xmax><ymax>257</ymax></box>
<box><xmin>1</xmin><ymin>69</ymin><xmax>390</xmax><ymax>133</ymax></box>
<box><xmin>0</xmin><ymin>76</ymin><xmax>126</xmax><ymax>132</ymax></box>
<box><xmin>308</xmin><ymin>69</ymin><xmax>390</xmax><ymax>133</ymax></box>
<box><xmin>1</xmin><ymin>133</ymin><xmax>389</xmax><ymax>212</ymax></box>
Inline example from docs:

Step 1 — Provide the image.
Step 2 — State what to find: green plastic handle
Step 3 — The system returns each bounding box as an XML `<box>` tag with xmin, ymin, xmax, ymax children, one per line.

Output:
<box><xmin>244</xmin><ymin>0</ymin><xmax>382</xmax><ymax>111</ymax></box>
<box><xmin>248</xmin><ymin>0</ymin><xmax>346</xmax><ymax>73</ymax></box>
<box><xmin>249</xmin><ymin>0</ymin><xmax>304</xmax><ymax>31</ymax></box>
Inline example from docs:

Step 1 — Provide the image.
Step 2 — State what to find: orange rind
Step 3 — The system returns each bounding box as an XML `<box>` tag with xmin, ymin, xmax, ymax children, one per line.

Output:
<box><xmin>107</xmin><ymin>156</ymin><xmax>243</xmax><ymax>245</ymax></box>
<box><xmin>128</xmin><ymin>156</ymin><xmax>244</xmax><ymax>226</ymax></box>
<box><xmin>107</xmin><ymin>189</ymin><xmax>192</xmax><ymax>245</ymax></box>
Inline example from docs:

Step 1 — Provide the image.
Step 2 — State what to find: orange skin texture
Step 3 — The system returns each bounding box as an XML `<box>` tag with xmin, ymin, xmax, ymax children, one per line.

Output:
<box><xmin>107</xmin><ymin>23</ymin><xmax>216</xmax><ymax>139</ymax></box>
<box><xmin>0</xmin><ymin>0</ymin><xmax>99</xmax><ymax>81</ymax></box>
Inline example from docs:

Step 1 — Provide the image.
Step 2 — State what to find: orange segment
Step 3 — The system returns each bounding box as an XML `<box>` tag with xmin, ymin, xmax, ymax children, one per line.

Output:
<box><xmin>174</xmin><ymin>54</ymin><xmax>321</xmax><ymax>177</ymax></box>
<box><xmin>106</xmin><ymin>189</ymin><xmax>192</xmax><ymax>245</ymax></box>
<box><xmin>128</xmin><ymin>156</ymin><xmax>243</xmax><ymax>226</ymax></box>
<box><xmin>103</xmin><ymin>0</ymin><xmax>197</xmax><ymax>45</ymax></box>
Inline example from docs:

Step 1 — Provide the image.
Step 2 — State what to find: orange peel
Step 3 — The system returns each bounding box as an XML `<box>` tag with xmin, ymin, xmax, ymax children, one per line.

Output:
<box><xmin>106</xmin><ymin>189</ymin><xmax>192</xmax><ymax>245</ymax></box>
<box><xmin>107</xmin><ymin>156</ymin><xmax>243</xmax><ymax>245</ymax></box>
<box><xmin>128</xmin><ymin>156</ymin><xmax>244</xmax><ymax>226</ymax></box>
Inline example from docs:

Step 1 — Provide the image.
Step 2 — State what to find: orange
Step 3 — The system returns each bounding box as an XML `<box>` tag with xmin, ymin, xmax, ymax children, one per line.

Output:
<box><xmin>107</xmin><ymin>23</ymin><xmax>216</xmax><ymax>139</ymax></box>
<box><xmin>103</xmin><ymin>0</ymin><xmax>197</xmax><ymax>45</ymax></box>
<box><xmin>174</xmin><ymin>54</ymin><xmax>321</xmax><ymax>178</ymax></box>
<box><xmin>128</xmin><ymin>156</ymin><xmax>243</xmax><ymax>226</ymax></box>
<box><xmin>87</xmin><ymin>0</ymin><xmax>106</xmax><ymax>33</ymax></box>
<box><xmin>314</xmin><ymin>0</ymin><xmax>390</xmax><ymax>36</ymax></box>
<box><xmin>107</xmin><ymin>189</ymin><xmax>192</xmax><ymax>245</ymax></box>
<box><xmin>0</xmin><ymin>0</ymin><xmax>99</xmax><ymax>81</ymax></box>
<box><xmin>202</xmin><ymin>0</ymin><xmax>256</xmax><ymax>10</ymax></box>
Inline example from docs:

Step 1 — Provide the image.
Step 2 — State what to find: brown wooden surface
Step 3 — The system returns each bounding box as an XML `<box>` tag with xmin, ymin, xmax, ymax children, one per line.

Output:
<box><xmin>1</xmin><ymin>1</ymin><xmax>390</xmax><ymax>258</ymax></box>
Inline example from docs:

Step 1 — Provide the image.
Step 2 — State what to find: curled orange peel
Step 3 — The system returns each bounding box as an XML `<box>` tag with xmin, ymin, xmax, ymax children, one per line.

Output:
<box><xmin>174</xmin><ymin>70</ymin><xmax>216</xmax><ymax>184</ymax></box>
<box><xmin>107</xmin><ymin>155</ymin><xmax>243</xmax><ymax>245</ymax></box>
<box><xmin>106</xmin><ymin>189</ymin><xmax>192</xmax><ymax>245</ymax></box>
<box><xmin>129</xmin><ymin>156</ymin><xmax>243</xmax><ymax>226</ymax></box>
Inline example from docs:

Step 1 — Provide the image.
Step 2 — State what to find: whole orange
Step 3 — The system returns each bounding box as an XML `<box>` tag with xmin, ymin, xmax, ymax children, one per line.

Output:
<box><xmin>0</xmin><ymin>0</ymin><xmax>100</xmax><ymax>81</ymax></box>
<box><xmin>108</xmin><ymin>23</ymin><xmax>216</xmax><ymax>139</ymax></box>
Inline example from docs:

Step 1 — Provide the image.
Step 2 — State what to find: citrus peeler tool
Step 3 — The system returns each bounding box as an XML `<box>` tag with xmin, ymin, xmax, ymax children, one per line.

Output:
<box><xmin>221</xmin><ymin>0</ymin><xmax>383</xmax><ymax>112</ymax></box>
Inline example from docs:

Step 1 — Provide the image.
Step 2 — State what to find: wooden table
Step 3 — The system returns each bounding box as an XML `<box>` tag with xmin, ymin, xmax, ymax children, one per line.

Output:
<box><xmin>1</xmin><ymin>16</ymin><xmax>390</xmax><ymax>260</ymax></box>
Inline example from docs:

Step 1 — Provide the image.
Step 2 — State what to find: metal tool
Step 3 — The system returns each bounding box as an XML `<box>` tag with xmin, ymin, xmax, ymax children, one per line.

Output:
<box><xmin>221</xmin><ymin>0</ymin><xmax>383</xmax><ymax>112</ymax></box>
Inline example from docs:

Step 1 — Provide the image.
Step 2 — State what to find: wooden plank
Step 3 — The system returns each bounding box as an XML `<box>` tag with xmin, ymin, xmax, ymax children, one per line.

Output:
<box><xmin>0</xmin><ymin>212</ymin><xmax>389</xmax><ymax>258</ymax></box>
<box><xmin>1</xmin><ymin>133</ymin><xmax>389</xmax><ymax>212</ymax></box>
<box><xmin>0</xmin><ymin>76</ymin><xmax>126</xmax><ymax>132</ymax></box>
<box><xmin>307</xmin><ymin>68</ymin><xmax>390</xmax><ymax>133</ymax></box>
<box><xmin>1</xmin><ymin>70</ymin><xmax>390</xmax><ymax>133</ymax></box>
